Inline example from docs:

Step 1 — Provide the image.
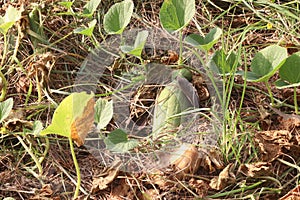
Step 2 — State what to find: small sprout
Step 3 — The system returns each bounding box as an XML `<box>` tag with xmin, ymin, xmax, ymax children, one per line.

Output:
<box><xmin>185</xmin><ymin>27</ymin><xmax>223</xmax><ymax>51</ymax></box>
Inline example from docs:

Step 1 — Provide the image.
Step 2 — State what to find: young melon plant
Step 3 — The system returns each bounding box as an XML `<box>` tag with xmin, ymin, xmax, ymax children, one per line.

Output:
<box><xmin>159</xmin><ymin>0</ymin><xmax>195</xmax><ymax>64</ymax></box>
<box><xmin>103</xmin><ymin>0</ymin><xmax>134</xmax><ymax>35</ymax></box>
<box><xmin>275</xmin><ymin>52</ymin><xmax>300</xmax><ymax>114</ymax></box>
<box><xmin>185</xmin><ymin>27</ymin><xmax>223</xmax><ymax>52</ymax></box>
<box><xmin>41</xmin><ymin>92</ymin><xmax>95</xmax><ymax>199</ymax></box>
<box><xmin>239</xmin><ymin>45</ymin><xmax>288</xmax><ymax>105</ymax></box>
<box><xmin>0</xmin><ymin>5</ymin><xmax>22</xmax><ymax>101</ymax></box>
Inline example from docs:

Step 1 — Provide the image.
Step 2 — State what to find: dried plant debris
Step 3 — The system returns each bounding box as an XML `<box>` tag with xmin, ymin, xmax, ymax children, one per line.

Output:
<box><xmin>238</xmin><ymin>162</ymin><xmax>271</xmax><ymax>177</ymax></box>
<box><xmin>91</xmin><ymin>160</ymin><xmax>122</xmax><ymax>193</ymax></box>
<box><xmin>254</xmin><ymin>130</ymin><xmax>292</xmax><ymax>162</ymax></box>
<box><xmin>209</xmin><ymin>163</ymin><xmax>236</xmax><ymax>191</ymax></box>
<box><xmin>279</xmin><ymin>185</ymin><xmax>300</xmax><ymax>200</ymax></box>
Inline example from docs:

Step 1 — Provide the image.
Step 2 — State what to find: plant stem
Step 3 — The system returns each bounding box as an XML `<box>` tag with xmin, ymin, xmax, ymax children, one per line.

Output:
<box><xmin>294</xmin><ymin>86</ymin><xmax>298</xmax><ymax>114</ymax></box>
<box><xmin>265</xmin><ymin>81</ymin><xmax>274</xmax><ymax>106</ymax></box>
<box><xmin>0</xmin><ymin>71</ymin><xmax>7</xmax><ymax>101</ymax></box>
<box><xmin>16</xmin><ymin>134</ymin><xmax>43</xmax><ymax>176</ymax></box>
<box><xmin>178</xmin><ymin>30</ymin><xmax>183</xmax><ymax>65</ymax></box>
<box><xmin>69</xmin><ymin>137</ymin><xmax>81</xmax><ymax>199</ymax></box>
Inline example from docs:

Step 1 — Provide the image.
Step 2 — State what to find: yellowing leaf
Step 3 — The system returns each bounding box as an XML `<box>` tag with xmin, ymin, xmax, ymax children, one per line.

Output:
<box><xmin>41</xmin><ymin>92</ymin><xmax>95</xmax><ymax>146</ymax></box>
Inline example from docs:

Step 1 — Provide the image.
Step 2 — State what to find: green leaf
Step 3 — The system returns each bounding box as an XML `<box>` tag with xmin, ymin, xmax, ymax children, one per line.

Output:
<box><xmin>104</xmin><ymin>129</ymin><xmax>139</xmax><ymax>153</ymax></box>
<box><xmin>120</xmin><ymin>30</ymin><xmax>149</xmax><ymax>58</ymax></box>
<box><xmin>185</xmin><ymin>27</ymin><xmax>222</xmax><ymax>51</ymax></box>
<box><xmin>103</xmin><ymin>0</ymin><xmax>134</xmax><ymax>34</ymax></box>
<box><xmin>0</xmin><ymin>5</ymin><xmax>22</xmax><ymax>35</ymax></box>
<box><xmin>41</xmin><ymin>92</ymin><xmax>94</xmax><ymax>139</ymax></box>
<box><xmin>152</xmin><ymin>77</ymin><xmax>198</xmax><ymax>137</ymax></box>
<box><xmin>0</xmin><ymin>98</ymin><xmax>13</xmax><ymax>124</ymax></box>
<box><xmin>208</xmin><ymin>49</ymin><xmax>238</xmax><ymax>74</ymax></box>
<box><xmin>159</xmin><ymin>0</ymin><xmax>195</xmax><ymax>33</ymax></box>
<box><xmin>275</xmin><ymin>79</ymin><xmax>300</xmax><ymax>89</ymax></box>
<box><xmin>249</xmin><ymin>45</ymin><xmax>287</xmax><ymax>82</ymax></box>
<box><xmin>58</xmin><ymin>1</ymin><xmax>74</xmax><ymax>9</ymax></box>
<box><xmin>279</xmin><ymin>52</ymin><xmax>300</xmax><ymax>84</ymax></box>
<box><xmin>74</xmin><ymin>19</ymin><xmax>97</xmax><ymax>36</ymax></box>
<box><xmin>95</xmin><ymin>98</ymin><xmax>113</xmax><ymax>130</ymax></box>
<box><xmin>82</xmin><ymin>0</ymin><xmax>101</xmax><ymax>18</ymax></box>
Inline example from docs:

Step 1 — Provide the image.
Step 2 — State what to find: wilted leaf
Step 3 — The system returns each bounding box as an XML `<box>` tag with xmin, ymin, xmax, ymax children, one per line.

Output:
<box><xmin>238</xmin><ymin>162</ymin><xmax>271</xmax><ymax>177</ymax></box>
<box><xmin>41</xmin><ymin>92</ymin><xmax>95</xmax><ymax>147</ymax></box>
<box><xmin>254</xmin><ymin>130</ymin><xmax>292</xmax><ymax>162</ymax></box>
<box><xmin>91</xmin><ymin>160</ymin><xmax>122</xmax><ymax>193</ymax></box>
<box><xmin>209</xmin><ymin>163</ymin><xmax>236</xmax><ymax>190</ymax></box>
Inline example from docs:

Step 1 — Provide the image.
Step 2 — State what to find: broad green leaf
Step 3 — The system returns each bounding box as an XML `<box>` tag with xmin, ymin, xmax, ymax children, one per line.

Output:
<box><xmin>104</xmin><ymin>129</ymin><xmax>139</xmax><ymax>153</ymax></box>
<box><xmin>152</xmin><ymin>77</ymin><xmax>198</xmax><ymax>137</ymax></box>
<box><xmin>74</xmin><ymin>19</ymin><xmax>97</xmax><ymax>36</ymax></box>
<box><xmin>103</xmin><ymin>0</ymin><xmax>133</xmax><ymax>34</ymax></box>
<box><xmin>185</xmin><ymin>27</ymin><xmax>222</xmax><ymax>51</ymax></box>
<box><xmin>0</xmin><ymin>5</ymin><xmax>22</xmax><ymax>35</ymax></box>
<box><xmin>249</xmin><ymin>45</ymin><xmax>287</xmax><ymax>82</ymax></box>
<box><xmin>159</xmin><ymin>0</ymin><xmax>195</xmax><ymax>33</ymax></box>
<box><xmin>279</xmin><ymin>52</ymin><xmax>300</xmax><ymax>84</ymax></box>
<box><xmin>82</xmin><ymin>0</ymin><xmax>101</xmax><ymax>18</ymax></box>
<box><xmin>95</xmin><ymin>98</ymin><xmax>113</xmax><ymax>130</ymax></box>
<box><xmin>120</xmin><ymin>30</ymin><xmax>149</xmax><ymax>58</ymax></box>
<box><xmin>208</xmin><ymin>49</ymin><xmax>238</xmax><ymax>75</ymax></box>
<box><xmin>0</xmin><ymin>98</ymin><xmax>13</xmax><ymax>123</ymax></box>
<box><xmin>41</xmin><ymin>92</ymin><xmax>95</xmax><ymax>146</ymax></box>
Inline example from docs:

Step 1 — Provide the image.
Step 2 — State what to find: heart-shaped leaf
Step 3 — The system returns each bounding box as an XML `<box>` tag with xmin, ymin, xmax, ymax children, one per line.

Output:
<box><xmin>74</xmin><ymin>19</ymin><xmax>97</xmax><ymax>36</ymax></box>
<box><xmin>208</xmin><ymin>49</ymin><xmax>238</xmax><ymax>75</ymax></box>
<box><xmin>159</xmin><ymin>0</ymin><xmax>195</xmax><ymax>33</ymax></box>
<box><xmin>82</xmin><ymin>0</ymin><xmax>101</xmax><ymax>18</ymax></box>
<box><xmin>41</xmin><ymin>92</ymin><xmax>95</xmax><ymax>147</ymax></box>
<box><xmin>120</xmin><ymin>30</ymin><xmax>149</xmax><ymax>58</ymax></box>
<box><xmin>185</xmin><ymin>27</ymin><xmax>222</xmax><ymax>51</ymax></box>
<box><xmin>95</xmin><ymin>98</ymin><xmax>113</xmax><ymax>130</ymax></box>
<box><xmin>103</xmin><ymin>0</ymin><xmax>134</xmax><ymax>34</ymax></box>
<box><xmin>278</xmin><ymin>52</ymin><xmax>300</xmax><ymax>85</ymax></box>
<box><xmin>247</xmin><ymin>45</ymin><xmax>287</xmax><ymax>82</ymax></box>
<box><xmin>104</xmin><ymin>129</ymin><xmax>139</xmax><ymax>153</ymax></box>
<box><xmin>0</xmin><ymin>98</ymin><xmax>13</xmax><ymax>123</ymax></box>
<box><xmin>0</xmin><ymin>5</ymin><xmax>22</xmax><ymax>35</ymax></box>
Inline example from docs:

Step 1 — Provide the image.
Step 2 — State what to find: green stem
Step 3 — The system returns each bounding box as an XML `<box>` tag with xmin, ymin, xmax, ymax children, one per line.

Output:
<box><xmin>69</xmin><ymin>137</ymin><xmax>80</xmax><ymax>199</ymax></box>
<box><xmin>265</xmin><ymin>81</ymin><xmax>274</xmax><ymax>106</ymax></box>
<box><xmin>294</xmin><ymin>86</ymin><xmax>298</xmax><ymax>114</ymax></box>
<box><xmin>16</xmin><ymin>134</ymin><xmax>43</xmax><ymax>176</ymax></box>
<box><xmin>0</xmin><ymin>71</ymin><xmax>7</xmax><ymax>101</ymax></box>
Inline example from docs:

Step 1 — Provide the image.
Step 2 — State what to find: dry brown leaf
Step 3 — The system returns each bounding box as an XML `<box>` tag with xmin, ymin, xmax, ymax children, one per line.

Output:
<box><xmin>189</xmin><ymin>178</ymin><xmax>209</xmax><ymax>198</ymax></box>
<box><xmin>71</xmin><ymin>98</ymin><xmax>95</xmax><ymax>147</ymax></box>
<box><xmin>198</xmin><ymin>147</ymin><xmax>224</xmax><ymax>173</ymax></box>
<box><xmin>269</xmin><ymin>106</ymin><xmax>300</xmax><ymax>131</ymax></box>
<box><xmin>110</xmin><ymin>178</ymin><xmax>133</xmax><ymax>200</ymax></box>
<box><xmin>279</xmin><ymin>185</ymin><xmax>300</xmax><ymax>200</ymax></box>
<box><xmin>170</xmin><ymin>143</ymin><xmax>200</xmax><ymax>175</ymax></box>
<box><xmin>209</xmin><ymin>163</ymin><xmax>235</xmax><ymax>190</ymax></box>
<box><xmin>91</xmin><ymin>160</ymin><xmax>122</xmax><ymax>193</ymax></box>
<box><xmin>254</xmin><ymin>130</ymin><xmax>292</xmax><ymax>162</ymax></box>
<box><xmin>238</xmin><ymin>162</ymin><xmax>271</xmax><ymax>177</ymax></box>
<box><xmin>29</xmin><ymin>184</ymin><xmax>53</xmax><ymax>200</ymax></box>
